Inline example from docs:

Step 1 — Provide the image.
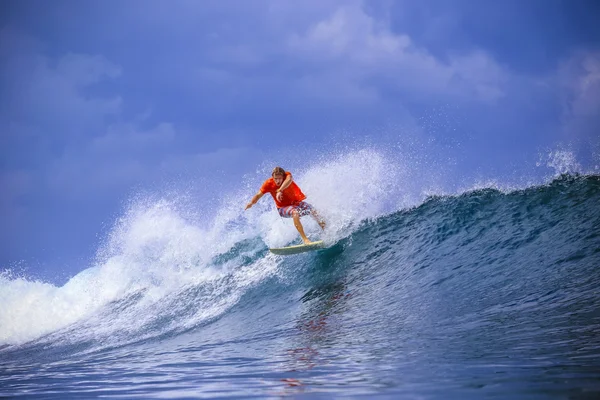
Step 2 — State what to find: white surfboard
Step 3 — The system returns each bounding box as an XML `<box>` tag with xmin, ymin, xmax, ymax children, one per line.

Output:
<box><xmin>269</xmin><ymin>240</ymin><xmax>325</xmax><ymax>255</ymax></box>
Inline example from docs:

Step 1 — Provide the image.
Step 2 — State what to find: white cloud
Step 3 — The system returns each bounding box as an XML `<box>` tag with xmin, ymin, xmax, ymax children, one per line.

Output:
<box><xmin>562</xmin><ymin>51</ymin><xmax>600</xmax><ymax>117</ymax></box>
<box><xmin>43</xmin><ymin>120</ymin><xmax>265</xmax><ymax>201</ymax></box>
<box><xmin>0</xmin><ymin>29</ymin><xmax>122</xmax><ymax>135</ymax></box>
<box><xmin>287</xmin><ymin>4</ymin><xmax>506</xmax><ymax>103</ymax></box>
<box><xmin>45</xmin><ymin>121</ymin><xmax>176</xmax><ymax>198</ymax></box>
<box><xmin>558</xmin><ymin>50</ymin><xmax>600</xmax><ymax>144</ymax></box>
<box><xmin>24</xmin><ymin>53</ymin><xmax>122</xmax><ymax>128</ymax></box>
<box><xmin>1</xmin><ymin>28</ymin><xmax>256</xmax><ymax>204</ymax></box>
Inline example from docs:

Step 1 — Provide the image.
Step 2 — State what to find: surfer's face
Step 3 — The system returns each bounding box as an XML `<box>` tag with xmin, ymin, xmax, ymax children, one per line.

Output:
<box><xmin>273</xmin><ymin>173</ymin><xmax>284</xmax><ymax>186</ymax></box>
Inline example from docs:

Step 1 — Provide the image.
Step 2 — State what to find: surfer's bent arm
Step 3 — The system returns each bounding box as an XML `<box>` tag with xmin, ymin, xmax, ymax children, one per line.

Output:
<box><xmin>245</xmin><ymin>191</ymin><xmax>264</xmax><ymax>210</ymax></box>
<box><xmin>277</xmin><ymin>173</ymin><xmax>293</xmax><ymax>193</ymax></box>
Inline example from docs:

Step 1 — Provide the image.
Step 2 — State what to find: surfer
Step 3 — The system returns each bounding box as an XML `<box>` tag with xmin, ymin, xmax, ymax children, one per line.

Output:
<box><xmin>245</xmin><ymin>167</ymin><xmax>326</xmax><ymax>244</ymax></box>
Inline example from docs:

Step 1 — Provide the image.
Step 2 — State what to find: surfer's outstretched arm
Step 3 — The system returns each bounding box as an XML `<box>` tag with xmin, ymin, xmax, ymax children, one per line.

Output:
<box><xmin>245</xmin><ymin>191</ymin><xmax>264</xmax><ymax>210</ymax></box>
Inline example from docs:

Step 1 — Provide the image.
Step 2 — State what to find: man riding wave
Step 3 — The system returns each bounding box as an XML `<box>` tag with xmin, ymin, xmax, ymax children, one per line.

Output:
<box><xmin>245</xmin><ymin>167</ymin><xmax>326</xmax><ymax>244</ymax></box>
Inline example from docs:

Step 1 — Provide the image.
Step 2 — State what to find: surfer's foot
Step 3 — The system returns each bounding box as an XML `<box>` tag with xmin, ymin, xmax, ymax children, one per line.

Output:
<box><xmin>302</xmin><ymin>238</ymin><xmax>312</xmax><ymax>245</ymax></box>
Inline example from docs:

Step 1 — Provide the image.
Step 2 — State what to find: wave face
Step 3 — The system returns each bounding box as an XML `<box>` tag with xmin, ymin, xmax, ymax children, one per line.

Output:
<box><xmin>1</xmin><ymin>167</ymin><xmax>600</xmax><ymax>398</ymax></box>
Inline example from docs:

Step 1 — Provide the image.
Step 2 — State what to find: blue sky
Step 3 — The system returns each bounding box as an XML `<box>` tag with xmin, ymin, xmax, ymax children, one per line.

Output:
<box><xmin>1</xmin><ymin>0</ymin><xmax>599</xmax><ymax>280</ymax></box>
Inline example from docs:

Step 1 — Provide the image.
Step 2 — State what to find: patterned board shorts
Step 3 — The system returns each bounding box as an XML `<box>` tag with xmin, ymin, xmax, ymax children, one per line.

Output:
<box><xmin>277</xmin><ymin>201</ymin><xmax>314</xmax><ymax>218</ymax></box>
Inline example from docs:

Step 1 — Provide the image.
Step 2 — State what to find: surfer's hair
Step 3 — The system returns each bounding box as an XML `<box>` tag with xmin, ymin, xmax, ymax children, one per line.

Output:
<box><xmin>272</xmin><ymin>166</ymin><xmax>286</xmax><ymax>177</ymax></box>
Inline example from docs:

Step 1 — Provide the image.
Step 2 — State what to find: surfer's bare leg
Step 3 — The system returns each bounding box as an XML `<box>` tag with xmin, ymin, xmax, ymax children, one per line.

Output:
<box><xmin>292</xmin><ymin>210</ymin><xmax>312</xmax><ymax>244</ymax></box>
<box><xmin>310</xmin><ymin>209</ymin><xmax>326</xmax><ymax>230</ymax></box>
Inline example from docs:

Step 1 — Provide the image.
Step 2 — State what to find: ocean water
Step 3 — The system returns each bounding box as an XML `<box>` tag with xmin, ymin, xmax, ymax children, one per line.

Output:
<box><xmin>1</xmin><ymin>151</ymin><xmax>600</xmax><ymax>399</ymax></box>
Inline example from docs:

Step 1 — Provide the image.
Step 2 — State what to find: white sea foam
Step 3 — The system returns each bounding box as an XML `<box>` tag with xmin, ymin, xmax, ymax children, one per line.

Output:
<box><xmin>0</xmin><ymin>199</ymin><xmax>259</xmax><ymax>346</ymax></box>
<box><xmin>0</xmin><ymin>149</ymin><xmax>403</xmax><ymax>346</ymax></box>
